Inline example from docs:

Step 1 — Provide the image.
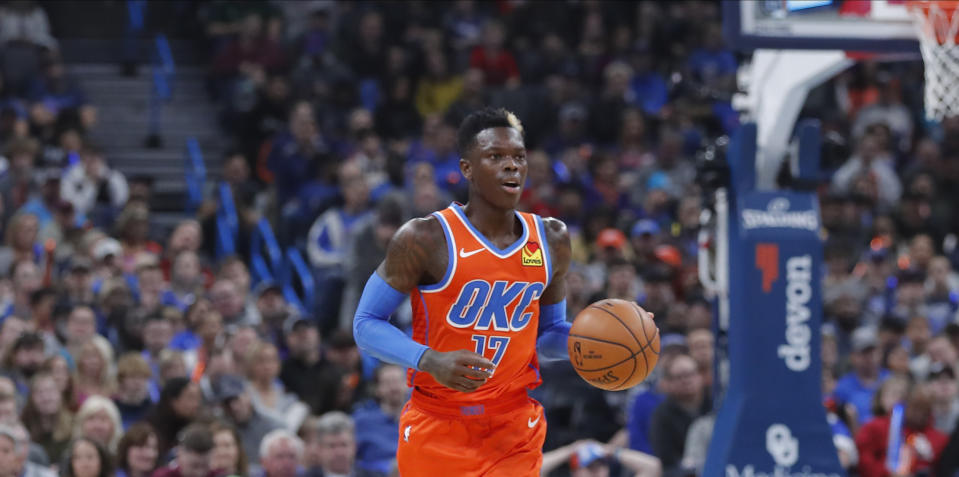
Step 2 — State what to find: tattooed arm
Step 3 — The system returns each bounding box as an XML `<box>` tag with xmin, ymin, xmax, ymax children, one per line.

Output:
<box><xmin>353</xmin><ymin>217</ymin><xmax>494</xmax><ymax>392</ymax></box>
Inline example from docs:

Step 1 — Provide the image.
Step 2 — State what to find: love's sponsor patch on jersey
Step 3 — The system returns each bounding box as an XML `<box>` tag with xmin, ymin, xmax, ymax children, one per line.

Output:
<box><xmin>521</xmin><ymin>242</ymin><xmax>543</xmax><ymax>267</ymax></box>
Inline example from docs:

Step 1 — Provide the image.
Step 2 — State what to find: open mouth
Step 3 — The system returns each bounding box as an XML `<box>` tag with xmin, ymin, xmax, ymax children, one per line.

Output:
<box><xmin>501</xmin><ymin>180</ymin><xmax>521</xmax><ymax>194</ymax></box>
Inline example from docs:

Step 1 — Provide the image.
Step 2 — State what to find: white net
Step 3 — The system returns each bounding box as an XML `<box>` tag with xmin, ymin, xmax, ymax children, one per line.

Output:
<box><xmin>911</xmin><ymin>2</ymin><xmax>959</xmax><ymax>120</ymax></box>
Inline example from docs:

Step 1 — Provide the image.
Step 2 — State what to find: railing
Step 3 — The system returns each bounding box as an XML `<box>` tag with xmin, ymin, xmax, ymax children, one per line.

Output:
<box><xmin>124</xmin><ymin>0</ymin><xmax>146</xmax><ymax>69</ymax></box>
<box><xmin>250</xmin><ymin>218</ymin><xmax>282</xmax><ymax>284</ymax></box>
<box><xmin>283</xmin><ymin>247</ymin><xmax>315</xmax><ymax>314</ymax></box>
<box><xmin>215</xmin><ymin>182</ymin><xmax>238</xmax><ymax>260</ymax></box>
<box><xmin>184</xmin><ymin>138</ymin><xmax>205</xmax><ymax>214</ymax></box>
<box><xmin>247</xmin><ymin>217</ymin><xmax>316</xmax><ymax>314</ymax></box>
<box><xmin>148</xmin><ymin>34</ymin><xmax>175</xmax><ymax>147</ymax></box>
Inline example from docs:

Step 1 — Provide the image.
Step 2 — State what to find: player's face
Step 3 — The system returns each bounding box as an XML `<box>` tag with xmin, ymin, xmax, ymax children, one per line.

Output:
<box><xmin>461</xmin><ymin>127</ymin><xmax>527</xmax><ymax>210</ymax></box>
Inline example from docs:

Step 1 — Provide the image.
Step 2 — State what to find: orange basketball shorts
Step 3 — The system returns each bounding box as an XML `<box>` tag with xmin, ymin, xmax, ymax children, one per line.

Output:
<box><xmin>396</xmin><ymin>393</ymin><xmax>547</xmax><ymax>477</ymax></box>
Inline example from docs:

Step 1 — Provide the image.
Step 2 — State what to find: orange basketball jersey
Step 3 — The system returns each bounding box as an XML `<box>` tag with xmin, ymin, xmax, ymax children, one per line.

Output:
<box><xmin>409</xmin><ymin>203</ymin><xmax>552</xmax><ymax>410</ymax></box>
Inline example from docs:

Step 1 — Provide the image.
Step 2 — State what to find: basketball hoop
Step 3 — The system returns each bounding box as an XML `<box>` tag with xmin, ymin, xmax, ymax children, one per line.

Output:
<box><xmin>909</xmin><ymin>1</ymin><xmax>959</xmax><ymax>120</ymax></box>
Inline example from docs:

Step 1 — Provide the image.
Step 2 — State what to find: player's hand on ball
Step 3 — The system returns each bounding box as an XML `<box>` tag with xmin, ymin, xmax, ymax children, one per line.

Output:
<box><xmin>419</xmin><ymin>349</ymin><xmax>495</xmax><ymax>393</ymax></box>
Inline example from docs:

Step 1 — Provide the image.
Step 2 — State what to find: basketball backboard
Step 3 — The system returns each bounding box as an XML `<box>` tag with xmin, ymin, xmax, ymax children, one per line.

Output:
<box><xmin>723</xmin><ymin>0</ymin><xmax>916</xmax><ymax>52</ymax></box>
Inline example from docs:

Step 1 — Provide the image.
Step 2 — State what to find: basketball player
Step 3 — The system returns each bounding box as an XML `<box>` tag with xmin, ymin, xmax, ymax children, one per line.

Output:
<box><xmin>353</xmin><ymin>108</ymin><xmax>572</xmax><ymax>476</ymax></box>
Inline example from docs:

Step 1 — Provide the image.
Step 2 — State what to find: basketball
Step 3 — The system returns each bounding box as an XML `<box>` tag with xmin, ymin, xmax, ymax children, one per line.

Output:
<box><xmin>567</xmin><ymin>299</ymin><xmax>660</xmax><ymax>391</ymax></box>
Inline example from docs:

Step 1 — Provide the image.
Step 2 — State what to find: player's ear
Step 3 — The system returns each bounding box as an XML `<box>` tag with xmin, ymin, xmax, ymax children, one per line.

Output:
<box><xmin>460</xmin><ymin>157</ymin><xmax>472</xmax><ymax>181</ymax></box>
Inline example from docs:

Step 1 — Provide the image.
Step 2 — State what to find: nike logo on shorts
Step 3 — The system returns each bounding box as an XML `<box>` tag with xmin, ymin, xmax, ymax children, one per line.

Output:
<box><xmin>528</xmin><ymin>415</ymin><xmax>541</xmax><ymax>428</ymax></box>
<box><xmin>459</xmin><ymin>247</ymin><xmax>485</xmax><ymax>258</ymax></box>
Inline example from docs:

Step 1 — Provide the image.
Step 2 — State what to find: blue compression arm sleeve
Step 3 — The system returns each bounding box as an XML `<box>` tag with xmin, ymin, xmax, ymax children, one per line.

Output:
<box><xmin>537</xmin><ymin>299</ymin><xmax>571</xmax><ymax>361</ymax></box>
<box><xmin>352</xmin><ymin>273</ymin><xmax>430</xmax><ymax>370</ymax></box>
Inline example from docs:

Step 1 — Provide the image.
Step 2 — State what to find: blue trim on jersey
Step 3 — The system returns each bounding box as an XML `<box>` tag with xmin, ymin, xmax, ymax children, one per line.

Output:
<box><xmin>450</xmin><ymin>203</ymin><xmax>529</xmax><ymax>257</ymax></box>
<box><xmin>528</xmin><ymin>363</ymin><xmax>541</xmax><ymax>382</ymax></box>
<box><xmin>534</xmin><ymin>215</ymin><xmax>552</xmax><ymax>287</ymax></box>
<box><xmin>419</xmin><ymin>212</ymin><xmax>456</xmax><ymax>292</ymax></box>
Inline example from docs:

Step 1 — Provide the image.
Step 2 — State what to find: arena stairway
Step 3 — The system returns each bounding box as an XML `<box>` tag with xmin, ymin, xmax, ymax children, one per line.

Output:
<box><xmin>70</xmin><ymin>62</ymin><xmax>227</xmax><ymax>226</ymax></box>
<box><xmin>48</xmin><ymin>2</ymin><xmax>227</xmax><ymax>233</ymax></box>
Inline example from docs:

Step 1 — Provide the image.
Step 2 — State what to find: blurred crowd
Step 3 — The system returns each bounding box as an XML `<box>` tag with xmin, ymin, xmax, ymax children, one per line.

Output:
<box><xmin>0</xmin><ymin>1</ymin><xmax>956</xmax><ymax>477</ymax></box>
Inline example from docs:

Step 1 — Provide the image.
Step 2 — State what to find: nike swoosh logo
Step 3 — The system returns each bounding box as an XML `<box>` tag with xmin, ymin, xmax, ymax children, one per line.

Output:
<box><xmin>528</xmin><ymin>415</ymin><xmax>541</xmax><ymax>428</ymax></box>
<box><xmin>459</xmin><ymin>247</ymin><xmax>485</xmax><ymax>258</ymax></box>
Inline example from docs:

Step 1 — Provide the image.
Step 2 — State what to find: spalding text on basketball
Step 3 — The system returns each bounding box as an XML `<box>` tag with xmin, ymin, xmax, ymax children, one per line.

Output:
<box><xmin>590</xmin><ymin>370</ymin><xmax>619</xmax><ymax>386</ymax></box>
<box><xmin>447</xmin><ymin>280</ymin><xmax>545</xmax><ymax>331</ymax></box>
<box><xmin>777</xmin><ymin>255</ymin><xmax>812</xmax><ymax>372</ymax></box>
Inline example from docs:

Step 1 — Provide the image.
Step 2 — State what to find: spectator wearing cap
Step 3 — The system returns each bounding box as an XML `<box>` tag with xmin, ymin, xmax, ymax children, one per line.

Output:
<box><xmin>834</xmin><ymin>327</ymin><xmax>889</xmax><ymax>426</ymax></box>
<box><xmin>63</xmin><ymin>257</ymin><xmax>95</xmax><ymax>305</ymax></box>
<box><xmin>927</xmin><ymin>363</ymin><xmax>959</xmax><ymax>434</ymax></box>
<box><xmin>279</xmin><ymin>316</ymin><xmax>343</xmax><ymax>416</ymax></box>
<box><xmin>324</xmin><ymin>330</ymin><xmax>369</xmax><ymax>405</ymax></box>
<box><xmin>339</xmin><ymin>196</ymin><xmax>404</xmax><ymax>331</ymax></box>
<box><xmin>213</xmin><ymin>374</ymin><xmax>283</xmax><ymax>464</ymax></box>
<box><xmin>60</xmin><ymin>143</ymin><xmax>129</xmax><ymax>226</ymax></box>
<box><xmin>243</xmin><ymin>341</ymin><xmax>309</xmax><ymax>433</ymax></box>
<box><xmin>91</xmin><ymin>237</ymin><xmax>124</xmax><ymax>281</ymax></box>
<box><xmin>630</xmin><ymin>219</ymin><xmax>661</xmax><ymax>269</ymax></box>
<box><xmin>856</xmin><ymin>384</ymin><xmax>947</xmax><ymax>477</ymax></box>
<box><xmin>352</xmin><ymin>364</ymin><xmax>407</xmax><ymax>475</ymax></box>
<box><xmin>540</xmin><ymin>440</ymin><xmax>661</xmax><ymax>477</ymax></box>
<box><xmin>150</xmin><ymin>423</ymin><xmax>219</xmax><ymax>477</ymax></box>
<box><xmin>639</xmin><ymin>171</ymin><xmax>674</xmax><ymax>228</ymax></box>
<box><xmin>650</xmin><ymin>353</ymin><xmax>710</xmax><ymax>474</ymax></box>
<box><xmin>584</xmin><ymin>227</ymin><xmax>629</xmax><ymax>292</ymax></box>
<box><xmin>253</xmin><ymin>281</ymin><xmax>295</xmax><ymax>344</ymax></box>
